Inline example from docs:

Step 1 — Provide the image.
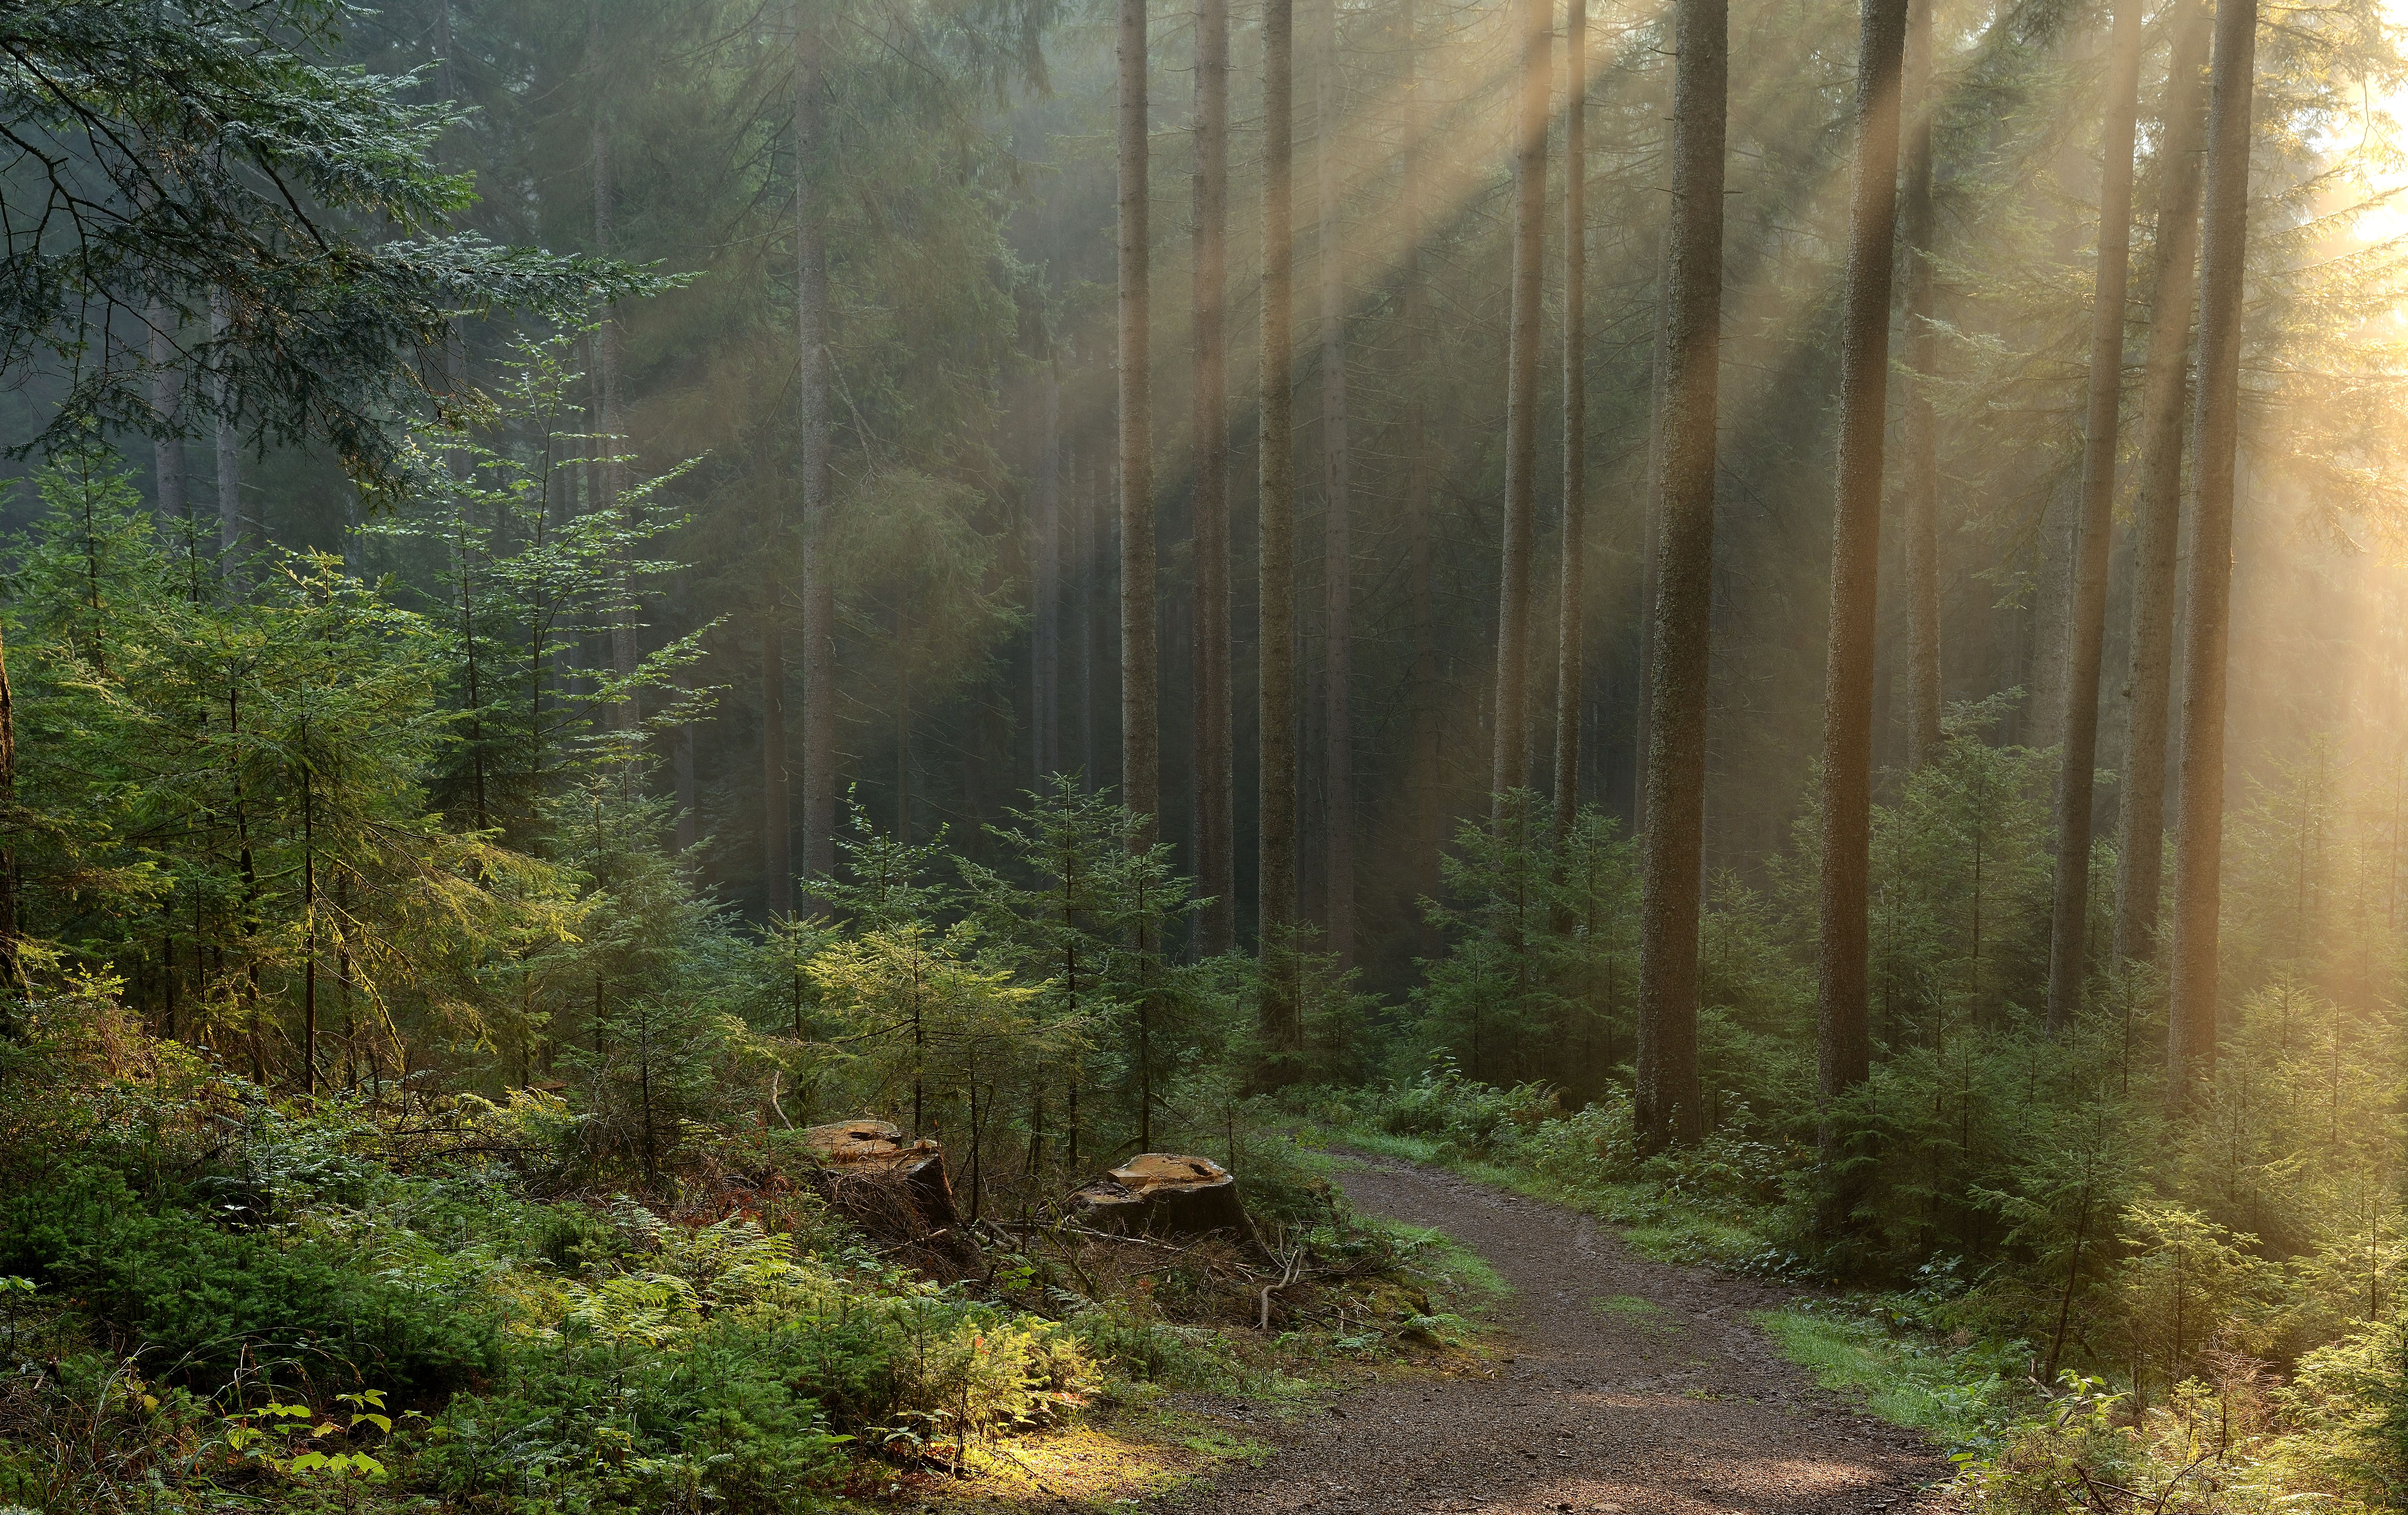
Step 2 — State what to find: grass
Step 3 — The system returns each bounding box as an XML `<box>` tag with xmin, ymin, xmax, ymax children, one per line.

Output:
<box><xmin>1309</xmin><ymin>1124</ymin><xmax>1772</xmax><ymax>1271</ymax></box>
<box><xmin>1382</xmin><ymin>1220</ymin><xmax>1512</xmax><ymax>1308</ymax></box>
<box><xmin>1752</xmin><ymin>1306</ymin><xmax>2027</xmax><ymax>1456</ymax></box>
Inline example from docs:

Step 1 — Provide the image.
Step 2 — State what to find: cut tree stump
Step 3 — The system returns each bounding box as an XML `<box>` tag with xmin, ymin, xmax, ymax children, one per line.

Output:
<box><xmin>798</xmin><ymin>1119</ymin><xmax>980</xmax><ymax>1275</ymax></box>
<box><xmin>1067</xmin><ymin>1153</ymin><xmax>1259</xmax><ymax>1241</ymax></box>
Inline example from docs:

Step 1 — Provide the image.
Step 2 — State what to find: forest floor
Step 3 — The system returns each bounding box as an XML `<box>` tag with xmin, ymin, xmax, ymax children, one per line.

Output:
<box><xmin>1145</xmin><ymin>1153</ymin><xmax>1958</xmax><ymax>1515</ymax></box>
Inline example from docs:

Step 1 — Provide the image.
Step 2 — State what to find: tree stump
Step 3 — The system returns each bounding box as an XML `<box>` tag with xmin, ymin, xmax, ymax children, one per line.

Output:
<box><xmin>1067</xmin><ymin>1153</ymin><xmax>1258</xmax><ymax>1241</ymax></box>
<box><xmin>798</xmin><ymin>1119</ymin><xmax>980</xmax><ymax>1275</ymax></box>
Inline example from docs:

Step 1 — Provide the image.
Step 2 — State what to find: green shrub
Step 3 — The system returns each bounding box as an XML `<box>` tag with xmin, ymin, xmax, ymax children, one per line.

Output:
<box><xmin>0</xmin><ymin>1166</ymin><xmax>497</xmax><ymax>1398</ymax></box>
<box><xmin>1364</xmin><ymin>1066</ymin><xmax>1558</xmax><ymax>1159</ymax></box>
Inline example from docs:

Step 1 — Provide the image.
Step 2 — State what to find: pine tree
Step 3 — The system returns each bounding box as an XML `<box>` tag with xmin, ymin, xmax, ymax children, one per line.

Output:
<box><xmin>794</xmin><ymin>0</ymin><xmax>832</xmax><ymax>914</ymax></box>
<box><xmin>1489</xmin><ymin>0</ymin><xmax>1549</xmax><ymax>805</ymax></box>
<box><xmin>1317</xmin><ymin>0</ymin><xmax>1354</xmax><ymax>967</ymax></box>
<box><xmin>2166</xmin><ymin>0</ymin><xmax>2260</xmax><ymax>1106</ymax></box>
<box><xmin>1191</xmin><ymin>0</ymin><xmax>1235</xmax><ymax>955</ymax></box>
<box><xmin>1815</xmin><ymin>0</ymin><xmax>1912</xmax><ymax>1215</ymax></box>
<box><xmin>2112</xmin><ymin>0</ymin><xmax>2214</xmax><ymax>970</ymax></box>
<box><xmin>2044</xmin><ymin>0</ymin><xmax>2145</xmax><ymax>1034</ymax></box>
<box><xmin>1259</xmin><ymin>0</ymin><xmax>1301</xmax><ymax>1063</ymax></box>
<box><xmin>1552</xmin><ymin>0</ymin><xmax>1590</xmax><ymax>842</ymax></box>
<box><xmin>1898</xmin><ymin>0</ymin><xmax>1942</xmax><ymax>770</ymax></box>
<box><xmin>1117</xmin><ymin>0</ymin><xmax>1158</xmax><ymax>847</ymax></box>
<box><xmin>1635</xmin><ymin>0</ymin><xmax>1727</xmax><ymax>1154</ymax></box>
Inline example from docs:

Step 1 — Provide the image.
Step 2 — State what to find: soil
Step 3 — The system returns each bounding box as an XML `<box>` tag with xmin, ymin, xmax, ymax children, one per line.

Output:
<box><xmin>1158</xmin><ymin>1154</ymin><xmax>1957</xmax><ymax>1515</ymax></box>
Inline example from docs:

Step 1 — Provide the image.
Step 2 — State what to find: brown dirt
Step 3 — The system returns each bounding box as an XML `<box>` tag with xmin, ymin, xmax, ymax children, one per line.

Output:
<box><xmin>1158</xmin><ymin>1154</ymin><xmax>1957</xmax><ymax>1515</ymax></box>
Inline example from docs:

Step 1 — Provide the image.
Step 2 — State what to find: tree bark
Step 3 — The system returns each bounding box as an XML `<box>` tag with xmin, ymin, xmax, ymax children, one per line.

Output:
<box><xmin>1035</xmin><ymin>362</ymin><xmax>1063</xmax><ymax>789</ymax></box>
<box><xmin>1633</xmin><ymin>0</ymin><xmax>1725</xmax><ymax>1155</ymax></box>
<box><xmin>1815</xmin><ymin>0</ymin><xmax>1911</xmax><ymax>1209</ymax></box>
<box><xmin>1260</xmin><ymin>0</ymin><xmax>1300</xmax><ymax>1055</ymax></box>
<box><xmin>2044</xmin><ymin>0</ymin><xmax>2144</xmax><ymax>1036</ymax></box>
<box><xmin>1192</xmin><ymin>0</ymin><xmax>1235</xmax><ymax>954</ymax></box>
<box><xmin>1078</xmin><ymin>448</ymin><xmax>1098</xmax><ymax>788</ymax></box>
<box><xmin>211</xmin><ymin>291</ymin><xmax>248</xmax><ymax>580</ymax></box>
<box><xmin>1489</xmin><ymin>0</ymin><xmax>1549</xmax><ymax>806</ymax></box>
<box><xmin>0</xmin><ymin>616</ymin><xmax>16</xmax><ymax>991</ymax></box>
<box><xmin>1400</xmin><ymin>0</ymin><xmax>1442</xmax><ymax>961</ymax></box>
<box><xmin>1552</xmin><ymin>0</ymin><xmax>1589</xmax><ymax>841</ymax></box>
<box><xmin>675</xmin><ymin>718</ymin><xmax>697</xmax><ymax>852</ymax></box>
<box><xmin>1633</xmin><ymin>228</ymin><xmax>1669</xmax><ymax>837</ymax></box>
<box><xmin>763</xmin><ymin>597</ymin><xmax>793</xmax><ymax>916</ymax></box>
<box><xmin>1316</xmin><ymin>0</ymin><xmax>1354</xmax><ymax>967</ymax></box>
<box><xmin>591</xmin><ymin>3</ymin><xmax>637</xmax><ymax>734</ymax></box>
<box><xmin>796</xmin><ymin>4</ymin><xmax>837</xmax><ymax>910</ymax></box>
<box><xmin>1119</xmin><ymin>0</ymin><xmax>1159</xmax><ymax>844</ymax></box>
<box><xmin>2113</xmin><ymin>0</ymin><xmax>2213</xmax><ymax>969</ymax></box>
<box><xmin>2166</xmin><ymin>0</ymin><xmax>2257</xmax><ymax>1107</ymax></box>
<box><xmin>1899</xmin><ymin>0</ymin><xmax>1943</xmax><ymax>769</ymax></box>
<box><xmin>148</xmin><ymin>306</ymin><xmax>185</xmax><ymax>529</ymax></box>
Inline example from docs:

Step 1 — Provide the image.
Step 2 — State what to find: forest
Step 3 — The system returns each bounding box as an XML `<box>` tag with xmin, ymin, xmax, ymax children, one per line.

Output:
<box><xmin>5</xmin><ymin>0</ymin><xmax>2408</xmax><ymax>1509</ymax></box>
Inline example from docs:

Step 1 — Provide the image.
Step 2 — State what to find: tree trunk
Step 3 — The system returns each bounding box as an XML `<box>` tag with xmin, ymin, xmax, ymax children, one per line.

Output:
<box><xmin>1035</xmin><ymin>362</ymin><xmax>1064</xmax><ymax>790</ymax></box>
<box><xmin>895</xmin><ymin>640</ymin><xmax>913</xmax><ymax>841</ymax></box>
<box><xmin>1488</xmin><ymin>0</ymin><xmax>1549</xmax><ymax>805</ymax></box>
<box><xmin>2166</xmin><ymin>0</ymin><xmax>2257</xmax><ymax>1107</ymax></box>
<box><xmin>1192</xmin><ymin>0</ymin><xmax>1235</xmax><ymax>954</ymax></box>
<box><xmin>675</xmin><ymin>718</ymin><xmax>697</xmax><ymax>852</ymax></box>
<box><xmin>1259</xmin><ymin>0</ymin><xmax>1300</xmax><ymax>1057</ymax></box>
<box><xmin>2044</xmin><ymin>0</ymin><xmax>2144</xmax><ymax>1036</ymax></box>
<box><xmin>1814</xmin><ymin>0</ymin><xmax>1911</xmax><ymax>1211</ymax></box>
<box><xmin>763</xmin><ymin>602</ymin><xmax>793</xmax><ymax>916</ymax></box>
<box><xmin>148</xmin><ymin>306</ymin><xmax>185</xmax><ymax>529</ymax></box>
<box><xmin>591</xmin><ymin>3</ymin><xmax>637</xmax><ymax>734</ymax></box>
<box><xmin>211</xmin><ymin>291</ymin><xmax>247</xmax><ymax>580</ymax></box>
<box><xmin>1552</xmin><ymin>0</ymin><xmax>1588</xmax><ymax>841</ymax></box>
<box><xmin>1899</xmin><ymin>0</ymin><xmax>1943</xmax><ymax>769</ymax></box>
<box><xmin>1078</xmin><ymin>448</ymin><xmax>1098</xmax><ymax>788</ymax></box>
<box><xmin>1400</xmin><ymin>0</ymin><xmax>1442</xmax><ymax>961</ymax></box>
<box><xmin>1118</xmin><ymin>0</ymin><xmax>1159</xmax><ymax>845</ymax></box>
<box><xmin>796</xmin><ymin>3</ymin><xmax>838</xmax><ymax>911</ymax></box>
<box><xmin>0</xmin><ymin>617</ymin><xmax>16</xmax><ymax>991</ymax></box>
<box><xmin>1633</xmin><ymin>226</ymin><xmax>1669</xmax><ymax>837</ymax></box>
<box><xmin>1316</xmin><ymin>0</ymin><xmax>1354</xmax><ymax>967</ymax></box>
<box><xmin>1633</xmin><ymin>0</ymin><xmax>1725</xmax><ymax>1155</ymax></box>
<box><xmin>2113</xmin><ymin>0</ymin><xmax>2213</xmax><ymax>969</ymax></box>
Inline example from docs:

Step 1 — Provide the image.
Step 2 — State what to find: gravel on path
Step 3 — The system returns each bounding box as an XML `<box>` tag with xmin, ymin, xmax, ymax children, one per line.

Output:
<box><xmin>1159</xmin><ymin>1155</ymin><xmax>1955</xmax><ymax>1515</ymax></box>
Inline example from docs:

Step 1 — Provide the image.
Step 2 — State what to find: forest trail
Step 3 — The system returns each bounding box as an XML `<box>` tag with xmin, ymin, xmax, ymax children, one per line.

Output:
<box><xmin>1161</xmin><ymin>1156</ymin><xmax>1954</xmax><ymax>1514</ymax></box>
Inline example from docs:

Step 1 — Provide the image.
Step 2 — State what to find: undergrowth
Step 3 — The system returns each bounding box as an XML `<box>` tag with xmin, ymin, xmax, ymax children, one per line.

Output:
<box><xmin>0</xmin><ymin>1004</ymin><xmax>1485</xmax><ymax>1514</ymax></box>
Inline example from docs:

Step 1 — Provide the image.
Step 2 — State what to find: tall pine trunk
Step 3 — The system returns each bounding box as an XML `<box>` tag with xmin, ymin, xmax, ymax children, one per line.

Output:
<box><xmin>148</xmin><ymin>307</ymin><xmax>185</xmax><ymax>529</ymax></box>
<box><xmin>1633</xmin><ymin>0</ymin><xmax>1725</xmax><ymax>1154</ymax></box>
<box><xmin>590</xmin><ymin>4</ymin><xmax>637</xmax><ymax>734</ymax></box>
<box><xmin>1899</xmin><ymin>0</ymin><xmax>1943</xmax><ymax>769</ymax></box>
<box><xmin>1551</xmin><ymin>0</ymin><xmax>1588</xmax><ymax>841</ymax></box>
<box><xmin>212</xmin><ymin>291</ymin><xmax>246</xmax><ymax>580</ymax></box>
<box><xmin>1632</xmin><ymin>227</ymin><xmax>1669</xmax><ymax>837</ymax></box>
<box><xmin>795</xmin><ymin>4</ymin><xmax>836</xmax><ymax>911</ymax></box>
<box><xmin>1489</xmin><ymin>0</ymin><xmax>1549</xmax><ymax>805</ymax></box>
<box><xmin>1118</xmin><ymin>0</ymin><xmax>1159</xmax><ymax>843</ymax></box>
<box><xmin>1814</xmin><ymin>0</ymin><xmax>1911</xmax><ymax>1210</ymax></box>
<box><xmin>1400</xmin><ymin>0</ymin><xmax>1443</xmax><ymax>960</ymax></box>
<box><xmin>1260</xmin><ymin>0</ymin><xmax>1300</xmax><ymax>1059</ymax></box>
<box><xmin>2114</xmin><ymin>1</ymin><xmax>2213</xmax><ymax>969</ymax></box>
<box><xmin>2166</xmin><ymin>0</ymin><xmax>2258</xmax><ymax>1106</ymax></box>
<box><xmin>1078</xmin><ymin>448</ymin><xmax>1098</xmax><ymax>787</ymax></box>
<box><xmin>2043</xmin><ymin>0</ymin><xmax>2144</xmax><ymax>1034</ymax></box>
<box><xmin>1035</xmin><ymin>361</ymin><xmax>1063</xmax><ymax>789</ymax></box>
<box><xmin>1191</xmin><ymin>0</ymin><xmax>1235</xmax><ymax>954</ymax></box>
<box><xmin>1317</xmin><ymin>0</ymin><xmax>1354</xmax><ymax>965</ymax></box>
<box><xmin>762</xmin><ymin>585</ymin><xmax>793</xmax><ymax>917</ymax></box>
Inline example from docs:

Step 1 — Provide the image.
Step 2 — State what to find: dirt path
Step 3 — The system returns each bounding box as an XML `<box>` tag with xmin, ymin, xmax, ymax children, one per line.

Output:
<box><xmin>1160</xmin><ymin>1156</ymin><xmax>1954</xmax><ymax>1515</ymax></box>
